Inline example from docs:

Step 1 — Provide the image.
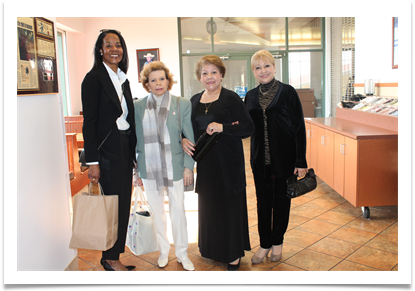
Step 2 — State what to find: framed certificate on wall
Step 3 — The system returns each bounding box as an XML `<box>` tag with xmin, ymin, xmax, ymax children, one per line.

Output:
<box><xmin>17</xmin><ymin>17</ymin><xmax>59</xmax><ymax>95</ymax></box>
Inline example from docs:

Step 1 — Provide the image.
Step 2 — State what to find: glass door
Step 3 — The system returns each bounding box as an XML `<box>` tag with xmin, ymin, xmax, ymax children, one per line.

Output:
<box><xmin>221</xmin><ymin>55</ymin><xmax>251</xmax><ymax>100</ymax></box>
<box><xmin>181</xmin><ymin>55</ymin><xmax>252</xmax><ymax>100</ymax></box>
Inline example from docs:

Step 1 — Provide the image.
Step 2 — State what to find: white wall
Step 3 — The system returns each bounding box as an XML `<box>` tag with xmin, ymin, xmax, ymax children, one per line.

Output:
<box><xmin>12</xmin><ymin>16</ymin><xmax>76</xmax><ymax>271</ymax></box>
<box><xmin>355</xmin><ymin>17</ymin><xmax>398</xmax><ymax>84</ymax></box>
<box><xmin>17</xmin><ymin>94</ymin><xmax>76</xmax><ymax>270</ymax></box>
<box><xmin>57</xmin><ymin>17</ymin><xmax>180</xmax><ymax>116</ymax></box>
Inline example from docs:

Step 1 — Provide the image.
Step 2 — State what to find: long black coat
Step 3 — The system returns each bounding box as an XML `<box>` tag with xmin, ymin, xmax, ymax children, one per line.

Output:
<box><xmin>190</xmin><ymin>87</ymin><xmax>255</xmax><ymax>195</ymax></box>
<box><xmin>245</xmin><ymin>83</ymin><xmax>307</xmax><ymax>178</ymax></box>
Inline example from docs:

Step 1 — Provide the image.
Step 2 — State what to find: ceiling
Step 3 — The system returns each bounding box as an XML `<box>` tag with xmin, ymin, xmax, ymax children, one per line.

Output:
<box><xmin>181</xmin><ymin>17</ymin><xmax>322</xmax><ymax>52</ymax></box>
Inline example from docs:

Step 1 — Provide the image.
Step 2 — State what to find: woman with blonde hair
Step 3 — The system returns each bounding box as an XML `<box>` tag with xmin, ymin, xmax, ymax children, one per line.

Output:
<box><xmin>182</xmin><ymin>55</ymin><xmax>255</xmax><ymax>271</ymax></box>
<box><xmin>245</xmin><ymin>49</ymin><xmax>308</xmax><ymax>264</ymax></box>
<box><xmin>134</xmin><ymin>61</ymin><xmax>195</xmax><ymax>271</ymax></box>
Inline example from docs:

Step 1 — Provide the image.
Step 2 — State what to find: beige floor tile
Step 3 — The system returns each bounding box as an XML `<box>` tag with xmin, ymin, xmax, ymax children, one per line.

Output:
<box><xmin>315</xmin><ymin>210</ymin><xmax>358</xmax><ymax>226</ymax></box>
<box><xmin>330</xmin><ymin>260</ymin><xmax>381</xmax><ymax>271</ymax></box>
<box><xmin>247</xmin><ymin>208</ymin><xmax>258</xmax><ymax>219</ymax></box>
<box><xmin>303</xmin><ymin>198</ymin><xmax>341</xmax><ymax>211</ymax></box>
<box><xmin>283</xmin><ymin>229</ymin><xmax>324</xmax><ymax>248</ymax></box>
<box><xmin>270</xmin><ymin>262</ymin><xmax>305</xmax><ymax>271</ymax></box>
<box><xmin>249</xmin><ymin>232</ymin><xmax>260</xmax><ymax>249</ymax></box>
<box><xmin>308</xmin><ymin>237</ymin><xmax>361</xmax><ymax>258</ymax></box>
<box><xmin>121</xmin><ymin>255</ymin><xmax>157</xmax><ymax>271</ymax></box>
<box><xmin>329</xmin><ymin>226</ymin><xmax>377</xmax><ymax>245</ymax></box>
<box><xmin>346</xmin><ymin>216</ymin><xmax>395</xmax><ymax>234</ymax></box>
<box><xmin>391</xmin><ymin>264</ymin><xmax>398</xmax><ymax>271</ymax></box>
<box><xmin>347</xmin><ymin>246</ymin><xmax>398</xmax><ymax>271</ymax></box>
<box><xmin>290</xmin><ymin>204</ymin><xmax>329</xmax><ymax>219</ymax></box>
<box><xmin>285</xmin><ymin>249</ymin><xmax>342</xmax><ymax>271</ymax></box>
<box><xmin>295</xmin><ymin>219</ymin><xmax>342</xmax><ymax>236</ymax></box>
<box><xmin>290</xmin><ymin>195</ymin><xmax>315</xmax><ymax>205</ymax></box>
<box><xmin>331</xmin><ymin>202</ymin><xmax>364</xmax><ymax>217</ymax></box>
<box><xmin>318</xmin><ymin>191</ymin><xmax>348</xmax><ymax>203</ymax></box>
<box><xmin>77</xmin><ymin>258</ymin><xmax>96</xmax><ymax>271</ymax></box>
<box><xmin>249</xmin><ymin>225</ymin><xmax>259</xmax><ymax>235</ymax></box>
<box><xmin>365</xmin><ymin>234</ymin><xmax>398</xmax><ymax>254</ymax></box>
<box><xmin>287</xmin><ymin>214</ymin><xmax>311</xmax><ymax>228</ymax></box>
<box><xmin>381</xmin><ymin>222</ymin><xmax>398</xmax><ymax>238</ymax></box>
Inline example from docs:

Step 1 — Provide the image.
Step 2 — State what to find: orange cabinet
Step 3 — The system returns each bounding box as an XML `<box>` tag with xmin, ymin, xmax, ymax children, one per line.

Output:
<box><xmin>305</xmin><ymin>116</ymin><xmax>397</xmax><ymax>212</ymax></box>
<box><xmin>333</xmin><ymin>133</ymin><xmax>357</xmax><ymax>204</ymax></box>
<box><xmin>313</xmin><ymin>125</ymin><xmax>334</xmax><ymax>188</ymax></box>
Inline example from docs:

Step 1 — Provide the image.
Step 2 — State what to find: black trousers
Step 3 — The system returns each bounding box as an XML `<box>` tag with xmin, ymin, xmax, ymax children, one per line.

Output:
<box><xmin>99</xmin><ymin>134</ymin><xmax>133</xmax><ymax>260</ymax></box>
<box><xmin>253</xmin><ymin>166</ymin><xmax>291</xmax><ymax>248</ymax></box>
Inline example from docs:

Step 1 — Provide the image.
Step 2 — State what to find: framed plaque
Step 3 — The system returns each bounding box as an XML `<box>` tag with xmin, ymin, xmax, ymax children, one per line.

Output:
<box><xmin>17</xmin><ymin>17</ymin><xmax>59</xmax><ymax>95</ymax></box>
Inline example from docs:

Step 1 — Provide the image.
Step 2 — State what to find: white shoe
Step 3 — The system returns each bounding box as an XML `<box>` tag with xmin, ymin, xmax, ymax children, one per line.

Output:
<box><xmin>177</xmin><ymin>257</ymin><xmax>195</xmax><ymax>271</ymax></box>
<box><xmin>158</xmin><ymin>254</ymin><xmax>169</xmax><ymax>268</ymax></box>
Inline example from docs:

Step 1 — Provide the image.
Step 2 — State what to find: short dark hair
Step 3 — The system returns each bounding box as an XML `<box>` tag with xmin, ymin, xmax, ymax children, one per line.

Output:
<box><xmin>195</xmin><ymin>55</ymin><xmax>226</xmax><ymax>81</ymax></box>
<box><xmin>92</xmin><ymin>30</ymin><xmax>129</xmax><ymax>73</ymax></box>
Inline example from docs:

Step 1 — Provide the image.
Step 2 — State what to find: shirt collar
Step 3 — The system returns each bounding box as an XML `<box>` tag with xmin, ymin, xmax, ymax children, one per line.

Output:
<box><xmin>102</xmin><ymin>62</ymin><xmax>128</xmax><ymax>84</ymax></box>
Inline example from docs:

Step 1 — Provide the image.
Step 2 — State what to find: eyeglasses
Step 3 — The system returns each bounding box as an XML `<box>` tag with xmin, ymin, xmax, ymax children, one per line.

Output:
<box><xmin>100</xmin><ymin>29</ymin><xmax>121</xmax><ymax>34</ymax></box>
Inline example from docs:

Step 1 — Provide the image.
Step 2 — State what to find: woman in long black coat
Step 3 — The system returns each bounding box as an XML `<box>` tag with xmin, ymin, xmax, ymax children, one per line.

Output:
<box><xmin>182</xmin><ymin>55</ymin><xmax>255</xmax><ymax>271</ymax></box>
<box><xmin>245</xmin><ymin>49</ymin><xmax>308</xmax><ymax>264</ymax></box>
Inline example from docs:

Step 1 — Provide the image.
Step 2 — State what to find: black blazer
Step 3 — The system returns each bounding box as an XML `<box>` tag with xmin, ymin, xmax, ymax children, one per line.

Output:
<box><xmin>245</xmin><ymin>82</ymin><xmax>307</xmax><ymax>178</ymax></box>
<box><xmin>81</xmin><ymin>62</ymin><xmax>137</xmax><ymax>163</ymax></box>
<box><xmin>190</xmin><ymin>87</ymin><xmax>255</xmax><ymax>195</ymax></box>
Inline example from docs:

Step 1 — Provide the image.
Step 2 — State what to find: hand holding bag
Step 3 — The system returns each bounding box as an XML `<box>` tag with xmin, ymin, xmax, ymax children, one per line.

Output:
<box><xmin>286</xmin><ymin>168</ymin><xmax>317</xmax><ymax>199</ymax></box>
<box><xmin>126</xmin><ymin>186</ymin><xmax>158</xmax><ymax>255</ymax></box>
<box><xmin>69</xmin><ymin>183</ymin><xmax>118</xmax><ymax>251</ymax></box>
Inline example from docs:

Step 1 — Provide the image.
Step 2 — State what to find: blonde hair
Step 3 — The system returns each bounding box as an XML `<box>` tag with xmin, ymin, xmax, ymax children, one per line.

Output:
<box><xmin>140</xmin><ymin>61</ymin><xmax>174</xmax><ymax>93</ymax></box>
<box><xmin>195</xmin><ymin>55</ymin><xmax>226</xmax><ymax>80</ymax></box>
<box><xmin>251</xmin><ymin>49</ymin><xmax>275</xmax><ymax>71</ymax></box>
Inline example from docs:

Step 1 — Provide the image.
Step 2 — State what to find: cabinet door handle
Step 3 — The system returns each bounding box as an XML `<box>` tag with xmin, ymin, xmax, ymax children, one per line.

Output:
<box><xmin>307</xmin><ymin>129</ymin><xmax>310</xmax><ymax>138</ymax></box>
<box><xmin>340</xmin><ymin>144</ymin><xmax>345</xmax><ymax>155</ymax></box>
<box><xmin>321</xmin><ymin>135</ymin><xmax>326</xmax><ymax>145</ymax></box>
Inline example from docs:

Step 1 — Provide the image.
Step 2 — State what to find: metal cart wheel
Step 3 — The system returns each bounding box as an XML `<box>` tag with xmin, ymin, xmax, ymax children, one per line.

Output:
<box><xmin>361</xmin><ymin>206</ymin><xmax>370</xmax><ymax>220</ymax></box>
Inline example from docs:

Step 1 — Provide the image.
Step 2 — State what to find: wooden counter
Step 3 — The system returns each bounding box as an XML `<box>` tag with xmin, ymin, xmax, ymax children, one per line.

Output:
<box><xmin>305</xmin><ymin>108</ymin><xmax>398</xmax><ymax>218</ymax></box>
<box><xmin>305</xmin><ymin>117</ymin><xmax>398</xmax><ymax>140</ymax></box>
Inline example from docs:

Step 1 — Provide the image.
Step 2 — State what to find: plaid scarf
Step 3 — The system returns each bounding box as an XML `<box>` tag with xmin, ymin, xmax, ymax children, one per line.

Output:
<box><xmin>143</xmin><ymin>91</ymin><xmax>173</xmax><ymax>195</ymax></box>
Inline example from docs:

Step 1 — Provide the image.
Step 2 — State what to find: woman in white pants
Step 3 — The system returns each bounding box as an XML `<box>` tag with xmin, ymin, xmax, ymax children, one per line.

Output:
<box><xmin>133</xmin><ymin>61</ymin><xmax>195</xmax><ymax>271</ymax></box>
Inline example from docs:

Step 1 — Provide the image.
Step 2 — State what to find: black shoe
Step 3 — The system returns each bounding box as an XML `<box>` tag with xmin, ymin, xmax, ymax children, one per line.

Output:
<box><xmin>124</xmin><ymin>265</ymin><xmax>136</xmax><ymax>271</ymax></box>
<box><xmin>227</xmin><ymin>258</ymin><xmax>241</xmax><ymax>271</ymax></box>
<box><xmin>101</xmin><ymin>258</ymin><xmax>114</xmax><ymax>271</ymax></box>
<box><xmin>100</xmin><ymin>258</ymin><xmax>136</xmax><ymax>271</ymax></box>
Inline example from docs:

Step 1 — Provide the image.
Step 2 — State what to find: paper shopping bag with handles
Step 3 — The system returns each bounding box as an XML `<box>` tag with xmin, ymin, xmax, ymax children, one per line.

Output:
<box><xmin>69</xmin><ymin>183</ymin><xmax>118</xmax><ymax>251</ymax></box>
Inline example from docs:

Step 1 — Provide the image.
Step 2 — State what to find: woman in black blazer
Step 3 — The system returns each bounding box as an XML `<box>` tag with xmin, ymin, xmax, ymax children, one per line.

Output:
<box><xmin>245</xmin><ymin>49</ymin><xmax>308</xmax><ymax>264</ymax></box>
<box><xmin>81</xmin><ymin>29</ymin><xmax>137</xmax><ymax>271</ymax></box>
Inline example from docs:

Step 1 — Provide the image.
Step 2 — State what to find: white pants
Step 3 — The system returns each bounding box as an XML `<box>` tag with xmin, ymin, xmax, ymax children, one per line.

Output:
<box><xmin>142</xmin><ymin>179</ymin><xmax>189</xmax><ymax>260</ymax></box>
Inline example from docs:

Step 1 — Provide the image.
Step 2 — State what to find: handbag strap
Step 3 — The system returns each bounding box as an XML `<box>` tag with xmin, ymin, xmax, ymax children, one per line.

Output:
<box><xmin>132</xmin><ymin>186</ymin><xmax>151</xmax><ymax>213</ymax></box>
<box><xmin>177</xmin><ymin>97</ymin><xmax>185</xmax><ymax>161</ymax></box>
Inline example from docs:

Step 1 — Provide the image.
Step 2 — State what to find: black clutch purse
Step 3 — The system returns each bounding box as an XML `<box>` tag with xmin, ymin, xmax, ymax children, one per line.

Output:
<box><xmin>193</xmin><ymin>131</ymin><xmax>221</xmax><ymax>162</ymax></box>
<box><xmin>286</xmin><ymin>168</ymin><xmax>317</xmax><ymax>199</ymax></box>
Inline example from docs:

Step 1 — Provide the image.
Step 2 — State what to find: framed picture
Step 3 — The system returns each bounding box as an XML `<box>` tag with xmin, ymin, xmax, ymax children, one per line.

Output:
<box><xmin>35</xmin><ymin>17</ymin><xmax>54</xmax><ymax>40</ymax></box>
<box><xmin>17</xmin><ymin>17</ymin><xmax>39</xmax><ymax>92</ymax></box>
<box><xmin>17</xmin><ymin>17</ymin><xmax>59</xmax><ymax>95</ymax></box>
<box><xmin>392</xmin><ymin>17</ymin><xmax>398</xmax><ymax>69</ymax></box>
<box><xmin>136</xmin><ymin>48</ymin><xmax>159</xmax><ymax>82</ymax></box>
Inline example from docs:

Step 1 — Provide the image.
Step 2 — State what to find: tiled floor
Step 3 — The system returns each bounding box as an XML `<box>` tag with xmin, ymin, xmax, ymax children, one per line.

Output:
<box><xmin>76</xmin><ymin>139</ymin><xmax>398</xmax><ymax>271</ymax></box>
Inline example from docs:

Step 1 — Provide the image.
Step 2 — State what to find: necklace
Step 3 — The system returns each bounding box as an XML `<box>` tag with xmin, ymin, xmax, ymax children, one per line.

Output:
<box><xmin>259</xmin><ymin>79</ymin><xmax>277</xmax><ymax>95</ymax></box>
<box><xmin>204</xmin><ymin>102</ymin><xmax>213</xmax><ymax>114</ymax></box>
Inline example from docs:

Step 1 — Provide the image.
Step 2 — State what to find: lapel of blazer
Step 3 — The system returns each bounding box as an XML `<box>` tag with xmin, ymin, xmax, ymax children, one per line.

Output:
<box><xmin>123</xmin><ymin>79</ymin><xmax>134</xmax><ymax>119</ymax></box>
<box><xmin>97</xmin><ymin>63</ymin><xmax>122</xmax><ymax>114</ymax></box>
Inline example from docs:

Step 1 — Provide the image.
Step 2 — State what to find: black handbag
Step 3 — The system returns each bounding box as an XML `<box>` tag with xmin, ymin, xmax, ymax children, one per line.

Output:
<box><xmin>193</xmin><ymin>131</ymin><xmax>221</xmax><ymax>162</ymax></box>
<box><xmin>286</xmin><ymin>168</ymin><xmax>317</xmax><ymax>199</ymax></box>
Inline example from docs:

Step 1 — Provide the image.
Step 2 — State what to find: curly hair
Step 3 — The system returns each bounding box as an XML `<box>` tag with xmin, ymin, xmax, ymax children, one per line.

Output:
<box><xmin>140</xmin><ymin>61</ymin><xmax>174</xmax><ymax>93</ymax></box>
